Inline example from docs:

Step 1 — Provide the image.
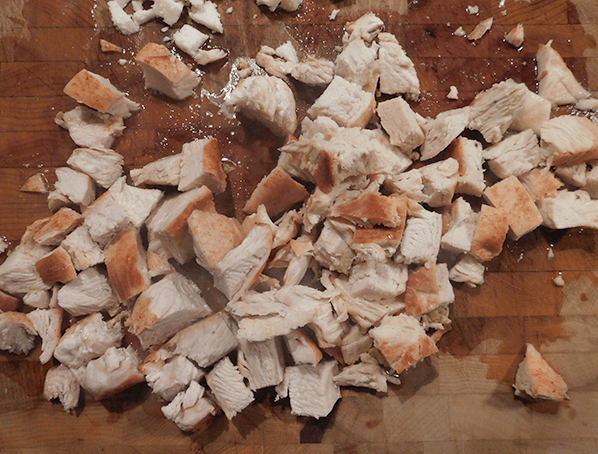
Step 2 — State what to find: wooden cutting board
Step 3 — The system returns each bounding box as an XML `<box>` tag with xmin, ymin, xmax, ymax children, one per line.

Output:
<box><xmin>1</xmin><ymin>0</ymin><xmax>597</xmax><ymax>452</ymax></box>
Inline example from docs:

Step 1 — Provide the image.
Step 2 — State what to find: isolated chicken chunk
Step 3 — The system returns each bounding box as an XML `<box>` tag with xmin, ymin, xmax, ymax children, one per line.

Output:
<box><xmin>57</xmin><ymin>267</ymin><xmax>119</xmax><ymax>316</ymax></box>
<box><xmin>404</xmin><ymin>263</ymin><xmax>454</xmax><ymax>316</ymax></box>
<box><xmin>53</xmin><ymin>312</ymin><xmax>123</xmax><ymax>368</ymax></box>
<box><xmin>139</xmin><ymin>353</ymin><xmax>204</xmax><ymax>402</ymax></box>
<box><xmin>179</xmin><ymin>137</ymin><xmax>227</xmax><ymax>194</ymax></box>
<box><xmin>0</xmin><ymin>311</ymin><xmax>37</xmax><ymax>355</ymax></box>
<box><xmin>377</xmin><ymin>96</ymin><xmax>424</xmax><ymax>153</ymax></box>
<box><xmin>536</xmin><ymin>190</ymin><xmax>598</xmax><ymax>230</ymax></box>
<box><xmin>377</xmin><ymin>32</ymin><xmax>420</xmax><ymax>99</ymax></box>
<box><xmin>237</xmin><ymin>338</ymin><xmax>285</xmax><ymax>391</ymax></box>
<box><xmin>397</xmin><ymin>207</ymin><xmax>442</xmax><ymax>267</ymax></box>
<box><xmin>514</xmin><ymin>343</ymin><xmax>569</xmax><ymax>401</ymax></box>
<box><xmin>469</xmin><ymin>205</ymin><xmax>509</xmax><ymax>262</ymax></box>
<box><xmin>276</xmin><ymin>360</ymin><xmax>341</xmax><ymax>419</ymax></box>
<box><xmin>335</xmin><ymin>38</ymin><xmax>379</xmax><ymax>92</ymax></box>
<box><xmin>468</xmin><ymin>17</ymin><xmax>493</xmax><ymax>41</ymax></box>
<box><xmin>26</xmin><ymin>308</ymin><xmax>62</xmax><ymax>364</ymax></box>
<box><xmin>440</xmin><ymin>197</ymin><xmax>479</xmax><ymax>254</ymax></box>
<box><xmin>67</xmin><ymin>147</ymin><xmax>124</xmax><ymax>189</ymax></box>
<box><xmin>334</xmin><ymin>362</ymin><xmax>388</xmax><ymax>393</ymax></box>
<box><xmin>128</xmin><ymin>272</ymin><xmax>213</xmax><ymax>349</ymax></box>
<box><xmin>206</xmin><ymin>356</ymin><xmax>255</xmax><ymax>420</ymax></box>
<box><xmin>518</xmin><ymin>168</ymin><xmax>563</xmax><ymax>201</ymax></box>
<box><xmin>63</xmin><ymin>69</ymin><xmax>140</xmax><ymax>118</ymax></box>
<box><xmin>420</xmin><ymin>107</ymin><xmax>470</xmax><ymax>161</ymax></box>
<box><xmin>161</xmin><ymin>381</ymin><xmax>219</xmax><ymax>432</ymax></box>
<box><xmin>540</xmin><ymin>116</ymin><xmax>598</xmax><ymax>166</ymax></box>
<box><xmin>43</xmin><ymin>365</ymin><xmax>80</xmax><ymax>413</ymax></box>
<box><xmin>449</xmin><ymin>254</ymin><xmax>485</xmax><ymax>287</ymax></box>
<box><xmin>54</xmin><ymin>167</ymin><xmax>96</xmax><ymax>208</ymax></box>
<box><xmin>55</xmin><ymin>106</ymin><xmax>125</xmax><ymax>149</ymax></box>
<box><xmin>136</xmin><ymin>43</ymin><xmax>200</xmax><ymax>100</ymax></box>
<box><xmin>60</xmin><ymin>226</ymin><xmax>104</xmax><ymax>271</ymax></box>
<box><xmin>0</xmin><ymin>242</ymin><xmax>51</xmax><ymax>296</ymax></box>
<box><xmin>130</xmin><ymin>154</ymin><xmax>182</xmax><ymax>187</ymax></box>
<box><xmin>226</xmin><ymin>75</ymin><xmax>298</xmax><ymax>136</ymax></box>
<box><xmin>505</xmin><ymin>24</ymin><xmax>524</xmax><ymax>48</ymax></box>
<box><xmin>536</xmin><ymin>40</ymin><xmax>591</xmax><ymax>107</ymax></box>
<box><xmin>347</xmin><ymin>260</ymin><xmax>408</xmax><ymax>301</ymax></box>
<box><xmin>369</xmin><ymin>314</ymin><xmax>438</xmax><ymax>374</ymax></box>
<box><xmin>21</xmin><ymin>173</ymin><xmax>49</xmax><ymax>194</ymax></box>
<box><xmin>447</xmin><ymin>137</ymin><xmax>485</xmax><ymax>197</ymax></box>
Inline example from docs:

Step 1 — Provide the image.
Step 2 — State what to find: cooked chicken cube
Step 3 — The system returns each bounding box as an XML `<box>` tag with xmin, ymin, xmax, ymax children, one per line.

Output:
<box><xmin>43</xmin><ymin>365</ymin><xmax>80</xmax><ymax>412</ymax></box>
<box><xmin>469</xmin><ymin>205</ymin><xmax>509</xmax><ymax>262</ymax></box>
<box><xmin>540</xmin><ymin>116</ymin><xmax>598</xmax><ymax>166</ymax></box>
<box><xmin>146</xmin><ymin>186</ymin><xmax>214</xmax><ymax>264</ymax></box>
<box><xmin>314</xmin><ymin>219</ymin><xmax>356</xmax><ymax>274</ymax></box>
<box><xmin>66</xmin><ymin>147</ymin><xmax>124</xmax><ymax>189</ymax></box>
<box><xmin>440</xmin><ymin>197</ymin><xmax>479</xmax><ymax>254</ymax></box>
<box><xmin>536</xmin><ymin>40</ymin><xmax>591</xmax><ymax>107</ymax></box>
<box><xmin>483</xmin><ymin>129</ymin><xmax>549</xmax><ymax>179</ymax></box>
<box><xmin>0</xmin><ymin>290</ymin><xmax>20</xmax><ymax>312</ymax></box>
<box><xmin>514</xmin><ymin>343</ymin><xmax>569</xmax><ymax>401</ymax></box>
<box><xmin>47</xmin><ymin>190</ymin><xmax>72</xmax><ymax>212</ymax></box>
<box><xmin>347</xmin><ymin>260</ymin><xmax>408</xmax><ymax>301</ymax></box>
<box><xmin>310</xmin><ymin>300</ymin><xmax>347</xmax><ymax>348</ymax></box>
<box><xmin>189</xmin><ymin>0</ymin><xmax>223</xmax><ymax>33</ymax></box>
<box><xmin>335</xmin><ymin>38</ymin><xmax>379</xmax><ymax>92</ymax></box>
<box><xmin>377</xmin><ymin>96</ymin><xmax>425</xmax><ymax>153</ymax></box>
<box><xmin>330</xmin><ymin>192</ymin><xmax>406</xmax><ymax>229</ymax></box>
<box><xmin>420</xmin><ymin>107</ymin><xmax>470</xmax><ymax>161</ymax></box>
<box><xmin>72</xmin><ymin>346</ymin><xmax>144</xmax><ymax>400</ymax></box>
<box><xmin>194</xmin><ymin>48</ymin><xmax>228</xmax><ymax>66</ymax></box>
<box><xmin>130</xmin><ymin>154</ymin><xmax>182</xmax><ymax>187</ymax></box>
<box><xmin>377</xmin><ymin>32</ymin><xmax>420</xmax><ymax>99</ymax></box>
<box><xmin>237</xmin><ymin>338</ymin><xmax>285</xmax><ymax>391</ymax></box>
<box><xmin>54</xmin><ymin>167</ymin><xmax>96</xmax><ymax>208</ymax></box>
<box><xmin>179</xmin><ymin>137</ymin><xmax>227</xmax><ymax>194</ymax></box>
<box><xmin>128</xmin><ymin>272</ymin><xmax>213</xmax><ymax>349</ymax></box>
<box><xmin>206</xmin><ymin>356</ymin><xmax>254</xmax><ymax>420</ymax></box>
<box><xmin>290</xmin><ymin>56</ymin><xmax>335</xmax><ymax>86</ymax></box>
<box><xmin>108</xmin><ymin>0</ymin><xmax>140</xmax><ymax>35</ymax></box>
<box><xmin>256</xmin><ymin>45</ymin><xmax>296</xmax><ymax>78</ymax></box>
<box><xmin>226</xmin><ymin>75</ymin><xmax>298</xmax><ymax>136</ymax></box>
<box><xmin>505</xmin><ymin>24</ymin><xmax>524</xmax><ymax>48</ymax></box>
<box><xmin>135</xmin><ymin>43</ymin><xmax>201</xmax><ymax>100</ymax></box>
<box><xmin>554</xmin><ymin>163</ymin><xmax>587</xmax><ymax>187</ymax></box>
<box><xmin>449</xmin><ymin>254</ymin><xmax>485</xmax><ymax>287</ymax></box>
<box><xmin>509</xmin><ymin>87</ymin><xmax>551</xmax><ymax>136</ymax></box>
<box><xmin>352</xmin><ymin>226</ymin><xmax>404</xmax><ymax>258</ymax></box>
<box><xmin>0</xmin><ymin>242</ymin><xmax>51</xmax><ymax>296</ymax></box>
<box><xmin>163</xmin><ymin>311</ymin><xmax>238</xmax><ymax>368</ymax></box>
<box><xmin>468</xmin><ymin>17</ymin><xmax>493</xmax><ymax>41</ymax></box>
<box><xmin>139</xmin><ymin>353</ymin><xmax>204</xmax><ymax>402</ymax></box>
<box><xmin>334</xmin><ymin>362</ymin><xmax>388</xmax><ymax>393</ymax></box>
<box><xmin>536</xmin><ymin>189</ymin><xmax>598</xmax><ymax>230</ymax></box>
<box><xmin>345</xmin><ymin>12</ymin><xmax>384</xmax><ymax>43</ymax></box>
<box><xmin>468</xmin><ymin>79</ymin><xmax>527</xmax><ymax>144</ymax></box>
<box><xmin>419</xmin><ymin>158</ymin><xmax>460</xmax><ymax>207</ymax></box>
<box><xmin>447</xmin><ymin>137</ymin><xmax>485</xmax><ymax>197</ymax></box>
<box><xmin>53</xmin><ymin>312</ymin><xmax>123</xmax><ymax>368</ymax></box>
<box><xmin>243</xmin><ymin>168</ymin><xmax>309</xmax><ymax>218</ymax></box>
<box><xmin>81</xmin><ymin>194</ymin><xmax>128</xmax><ymax>247</ymax></box>
<box><xmin>161</xmin><ymin>381</ymin><xmax>219</xmax><ymax>432</ymax></box>
<box><xmin>518</xmin><ymin>168</ymin><xmax>563</xmax><ymax>201</ymax></box>
<box><xmin>276</xmin><ymin>360</ymin><xmax>340</xmax><ymax>419</ymax></box>
<box><xmin>284</xmin><ymin>329</ymin><xmax>323</xmax><ymax>365</ymax></box>
<box><xmin>34</xmin><ymin>248</ymin><xmax>74</xmax><ymax>293</ymax></box>
<box><xmin>55</xmin><ymin>106</ymin><xmax>125</xmax><ymax>149</ymax></box>
<box><xmin>173</xmin><ymin>24</ymin><xmax>209</xmax><ymax>58</ymax></box>
<box><xmin>21</xmin><ymin>173</ymin><xmax>49</xmax><ymax>193</ymax></box>
<box><xmin>397</xmin><ymin>207</ymin><xmax>442</xmax><ymax>267</ymax></box>
<box><xmin>404</xmin><ymin>263</ymin><xmax>454</xmax><ymax>316</ymax></box>
<box><xmin>100</xmin><ymin>39</ymin><xmax>122</xmax><ymax>53</ymax></box>
<box><xmin>63</xmin><ymin>69</ymin><xmax>140</xmax><ymax>118</ymax></box>
<box><xmin>57</xmin><ymin>267</ymin><xmax>119</xmax><ymax>316</ymax></box>
<box><xmin>22</xmin><ymin>289</ymin><xmax>50</xmax><ymax>309</ymax></box>
<box><xmin>484</xmin><ymin>176</ymin><xmax>543</xmax><ymax>240</ymax></box>
<box><xmin>26</xmin><ymin>307</ymin><xmax>62</xmax><ymax>364</ymax></box>
<box><xmin>340</xmin><ymin>324</ymin><xmax>373</xmax><ymax>365</ymax></box>
<box><xmin>307</xmin><ymin>76</ymin><xmax>375</xmax><ymax>129</ymax></box>
<box><xmin>32</xmin><ymin>207</ymin><xmax>83</xmax><ymax>247</ymax></box>
<box><xmin>369</xmin><ymin>314</ymin><xmax>438</xmax><ymax>374</ymax></box>
<box><xmin>60</xmin><ymin>226</ymin><xmax>104</xmax><ymax>271</ymax></box>
<box><xmin>0</xmin><ymin>311</ymin><xmax>37</xmax><ymax>355</ymax></box>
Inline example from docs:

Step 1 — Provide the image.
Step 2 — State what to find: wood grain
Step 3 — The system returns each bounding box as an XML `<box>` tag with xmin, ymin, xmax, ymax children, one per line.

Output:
<box><xmin>1</xmin><ymin>0</ymin><xmax>598</xmax><ymax>452</ymax></box>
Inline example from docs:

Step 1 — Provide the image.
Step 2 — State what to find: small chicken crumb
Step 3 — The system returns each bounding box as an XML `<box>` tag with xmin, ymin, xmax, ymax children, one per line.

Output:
<box><xmin>0</xmin><ymin>237</ymin><xmax>7</xmax><ymax>254</ymax></box>
<box><xmin>161</xmin><ymin>26</ymin><xmax>169</xmax><ymax>33</ymax></box>
<box><xmin>453</xmin><ymin>26</ymin><xmax>467</xmax><ymax>37</ymax></box>
<box><xmin>253</xmin><ymin>14</ymin><xmax>258</xmax><ymax>19</ymax></box>
<box><xmin>505</xmin><ymin>24</ymin><xmax>524</xmax><ymax>49</ymax></box>
<box><xmin>447</xmin><ymin>85</ymin><xmax>459</xmax><ymax>100</ymax></box>
<box><xmin>466</xmin><ymin>5</ymin><xmax>479</xmax><ymax>14</ymax></box>
<box><xmin>118</xmin><ymin>59</ymin><xmax>128</xmax><ymax>66</ymax></box>
<box><xmin>553</xmin><ymin>275</ymin><xmax>565</xmax><ymax>287</ymax></box>
<box><xmin>468</xmin><ymin>17</ymin><xmax>493</xmax><ymax>41</ymax></box>
<box><xmin>226</xmin><ymin>7</ymin><xmax>233</xmax><ymax>14</ymax></box>
<box><xmin>330</xmin><ymin>9</ymin><xmax>340</xmax><ymax>20</ymax></box>
<box><xmin>100</xmin><ymin>39</ymin><xmax>123</xmax><ymax>53</ymax></box>
<box><xmin>547</xmin><ymin>247</ymin><xmax>554</xmax><ymax>260</ymax></box>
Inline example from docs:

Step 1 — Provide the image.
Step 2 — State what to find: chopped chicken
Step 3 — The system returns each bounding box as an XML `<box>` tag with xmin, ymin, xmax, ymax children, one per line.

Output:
<box><xmin>53</xmin><ymin>312</ymin><xmax>123</xmax><ymax>368</ymax></box>
<box><xmin>135</xmin><ymin>43</ymin><xmax>201</xmax><ymax>100</ymax></box>
<box><xmin>256</xmin><ymin>45</ymin><xmax>296</xmax><ymax>78</ymax></box>
<box><xmin>206</xmin><ymin>356</ymin><xmax>255</xmax><ymax>420</ymax></box>
<box><xmin>397</xmin><ymin>206</ymin><xmax>442</xmax><ymax>267</ymax></box>
<box><xmin>0</xmin><ymin>290</ymin><xmax>20</xmax><ymax>312</ymax></box>
<box><xmin>43</xmin><ymin>365</ymin><xmax>80</xmax><ymax>413</ymax></box>
<box><xmin>60</xmin><ymin>226</ymin><xmax>104</xmax><ymax>271</ymax></box>
<box><xmin>194</xmin><ymin>48</ymin><xmax>228</xmax><ymax>65</ymax></box>
<box><xmin>37</xmin><ymin>249</ymin><xmax>77</xmax><ymax>290</ymax></box>
<box><xmin>447</xmin><ymin>137</ymin><xmax>485</xmax><ymax>197</ymax></box>
<box><xmin>0</xmin><ymin>311</ymin><xmax>37</xmax><ymax>355</ymax></box>
<box><xmin>21</xmin><ymin>173</ymin><xmax>49</xmax><ymax>193</ymax></box>
<box><xmin>405</xmin><ymin>263</ymin><xmax>454</xmax><ymax>316</ymax></box>
<box><xmin>276</xmin><ymin>360</ymin><xmax>341</xmax><ymax>419</ymax></box>
<box><xmin>179</xmin><ymin>137</ymin><xmax>227</xmax><ymax>194</ymax></box>
<box><xmin>505</xmin><ymin>24</ymin><xmax>524</xmax><ymax>48</ymax></box>
<box><xmin>518</xmin><ymin>168</ymin><xmax>563</xmax><ymax>201</ymax></box>
<box><xmin>67</xmin><ymin>147</ymin><xmax>125</xmax><ymax>189</ymax></box>
<box><xmin>244</xmin><ymin>168</ymin><xmax>309</xmax><ymax>218</ymax></box>
<box><xmin>146</xmin><ymin>186</ymin><xmax>215</xmax><ymax>264</ymax></box>
<box><xmin>284</xmin><ymin>329</ymin><xmax>323</xmax><ymax>365</ymax></box>
<box><xmin>536</xmin><ymin>40</ymin><xmax>591</xmax><ymax>107</ymax></box>
<box><xmin>275</xmin><ymin>41</ymin><xmax>299</xmax><ymax>63</ymax></box>
<box><xmin>553</xmin><ymin>275</ymin><xmax>565</xmax><ymax>287</ymax></box>
<box><xmin>309</xmin><ymin>300</ymin><xmax>347</xmax><ymax>348</ymax></box>
<box><xmin>55</xmin><ymin>106</ymin><xmax>125</xmax><ymax>150</ymax></box>
<box><xmin>0</xmin><ymin>242</ymin><xmax>51</xmax><ymax>296</ymax></box>
<box><xmin>237</xmin><ymin>338</ymin><xmax>285</xmax><ymax>390</ymax></box>
<box><xmin>469</xmin><ymin>205</ymin><xmax>509</xmax><ymax>262</ymax></box>
<box><xmin>107</xmin><ymin>1</ymin><xmax>140</xmax><ymax>35</ymax></box>
<box><xmin>161</xmin><ymin>381</ymin><xmax>219</xmax><ymax>432</ymax></box>
<box><xmin>290</xmin><ymin>56</ymin><xmax>335</xmax><ymax>86</ymax></box>
<box><xmin>333</xmin><ymin>362</ymin><xmax>388</xmax><ymax>393</ymax></box>
<box><xmin>100</xmin><ymin>39</ymin><xmax>122</xmax><ymax>53</ymax></box>
<box><xmin>147</xmin><ymin>251</ymin><xmax>174</xmax><ymax>278</ymax></box>
<box><xmin>189</xmin><ymin>0</ymin><xmax>223</xmax><ymax>33</ymax></box>
<box><xmin>554</xmin><ymin>163</ymin><xmax>587</xmax><ymax>187</ymax></box>
<box><xmin>54</xmin><ymin>167</ymin><xmax>96</xmax><ymax>208</ymax></box>
<box><xmin>330</xmin><ymin>192</ymin><xmax>406</xmax><ymax>229</ymax></box>
<box><xmin>173</xmin><ymin>24</ymin><xmax>209</xmax><ymax>58</ymax></box>
<box><xmin>419</xmin><ymin>158</ymin><xmax>460</xmax><ymax>207</ymax></box>
<box><xmin>468</xmin><ymin>17</ymin><xmax>493</xmax><ymax>41</ymax></box>
<box><xmin>226</xmin><ymin>75</ymin><xmax>298</xmax><ymax>136</ymax></box>
<box><xmin>163</xmin><ymin>311</ymin><xmax>238</xmax><ymax>368</ymax></box>
<box><xmin>449</xmin><ymin>254</ymin><xmax>485</xmax><ymax>287</ymax></box>
<box><xmin>314</xmin><ymin>219</ymin><xmax>356</xmax><ymax>274</ymax></box>
<box><xmin>335</xmin><ymin>38</ymin><xmax>380</xmax><ymax>92</ymax></box>
<box><xmin>540</xmin><ymin>116</ymin><xmax>598</xmax><ymax>166</ymax></box>
<box><xmin>513</xmin><ymin>343</ymin><xmax>569</xmax><ymax>401</ymax></box>
<box><xmin>130</xmin><ymin>154</ymin><xmax>182</xmax><ymax>187</ymax></box>
<box><xmin>63</xmin><ymin>69</ymin><xmax>140</xmax><ymax>118</ymax></box>
<box><xmin>441</xmin><ymin>197</ymin><xmax>479</xmax><ymax>254</ymax></box>
<box><xmin>72</xmin><ymin>346</ymin><xmax>144</xmax><ymax>400</ymax></box>
<box><xmin>575</xmin><ymin>98</ymin><xmax>598</xmax><ymax>112</ymax></box>
<box><xmin>377</xmin><ymin>96</ymin><xmax>425</xmax><ymax>153</ymax></box>
<box><xmin>447</xmin><ymin>85</ymin><xmax>459</xmax><ymax>100</ymax></box>
<box><xmin>26</xmin><ymin>308</ymin><xmax>62</xmax><ymax>364</ymax></box>
<box><xmin>484</xmin><ymin>176</ymin><xmax>543</xmax><ymax>240</ymax></box>
<box><xmin>128</xmin><ymin>272</ymin><xmax>213</xmax><ymax>349</ymax></box>
<box><xmin>345</xmin><ymin>12</ymin><xmax>384</xmax><ymax>43</ymax></box>
<box><xmin>57</xmin><ymin>267</ymin><xmax>119</xmax><ymax>316</ymax></box>
<box><xmin>212</xmin><ymin>223</ymin><xmax>273</xmax><ymax>301</ymax></box>
<box><xmin>307</xmin><ymin>76</ymin><xmax>375</xmax><ymax>129</ymax></box>
<box><xmin>340</xmin><ymin>324</ymin><xmax>373</xmax><ymax>365</ymax></box>
<box><xmin>369</xmin><ymin>314</ymin><xmax>438</xmax><ymax>374</ymax></box>
<box><xmin>453</xmin><ymin>26</ymin><xmax>467</xmax><ymax>37</ymax></box>
<box><xmin>139</xmin><ymin>353</ymin><xmax>204</xmax><ymax>402</ymax></box>
<box><xmin>468</xmin><ymin>79</ymin><xmax>527</xmax><ymax>144</ymax></box>
<box><xmin>509</xmin><ymin>87</ymin><xmax>551</xmax><ymax>136</ymax></box>
<box><xmin>536</xmin><ymin>189</ymin><xmax>598</xmax><ymax>230</ymax></box>
<box><xmin>47</xmin><ymin>190</ymin><xmax>72</xmax><ymax>212</ymax></box>
<box><xmin>153</xmin><ymin>0</ymin><xmax>185</xmax><ymax>25</ymax></box>
<box><xmin>347</xmin><ymin>260</ymin><xmax>408</xmax><ymax>301</ymax></box>
<box><xmin>420</xmin><ymin>107</ymin><xmax>470</xmax><ymax>160</ymax></box>
<box><xmin>23</xmin><ymin>289</ymin><xmax>50</xmax><ymax>309</ymax></box>
<box><xmin>377</xmin><ymin>32</ymin><xmax>420</xmax><ymax>99</ymax></box>
<box><xmin>483</xmin><ymin>129</ymin><xmax>549</xmax><ymax>179</ymax></box>
<box><xmin>32</xmin><ymin>207</ymin><xmax>83</xmax><ymax>247</ymax></box>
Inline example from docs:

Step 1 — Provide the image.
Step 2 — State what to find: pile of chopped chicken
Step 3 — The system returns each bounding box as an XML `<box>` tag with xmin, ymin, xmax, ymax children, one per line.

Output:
<box><xmin>1</xmin><ymin>10</ymin><xmax>595</xmax><ymax>433</ymax></box>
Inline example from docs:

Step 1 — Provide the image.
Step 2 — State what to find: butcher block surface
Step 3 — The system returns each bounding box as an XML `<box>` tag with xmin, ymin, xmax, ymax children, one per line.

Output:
<box><xmin>1</xmin><ymin>0</ymin><xmax>598</xmax><ymax>452</ymax></box>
